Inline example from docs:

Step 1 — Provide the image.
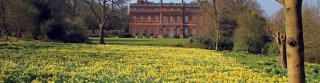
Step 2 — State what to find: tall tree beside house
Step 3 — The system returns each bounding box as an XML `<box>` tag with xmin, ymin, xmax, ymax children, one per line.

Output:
<box><xmin>194</xmin><ymin>0</ymin><xmax>264</xmax><ymax>51</ymax></box>
<box><xmin>276</xmin><ymin>0</ymin><xmax>305</xmax><ymax>82</ymax></box>
<box><xmin>85</xmin><ymin>0</ymin><xmax>129</xmax><ymax>44</ymax></box>
<box><xmin>197</xmin><ymin>0</ymin><xmax>220</xmax><ymax>51</ymax></box>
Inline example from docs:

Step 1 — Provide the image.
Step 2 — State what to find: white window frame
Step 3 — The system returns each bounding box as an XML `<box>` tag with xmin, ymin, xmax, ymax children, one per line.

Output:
<box><xmin>155</xmin><ymin>16</ymin><xmax>159</xmax><ymax>22</ymax></box>
<box><xmin>185</xmin><ymin>16</ymin><xmax>189</xmax><ymax>22</ymax></box>
<box><xmin>176</xmin><ymin>16</ymin><xmax>180</xmax><ymax>23</ymax></box>
<box><xmin>170</xmin><ymin>16</ymin><xmax>173</xmax><ymax>23</ymax></box>
<box><xmin>154</xmin><ymin>28</ymin><xmax>158</xmax><ymax>34</ymax></box>
<box><xmin>133</xmin><ymin>16</ymin><xmax>136</xmax><ymax>22</ymax></box>
<box><xmin>192</xmin><ymin>16</ymin><xmax>196</xmax><ymax>22</ymax></box>
<box><xmin>140</xmin><ymin>16</ymin><xmax>144</xmax><ymax>22</ymax></box>
<box><xmin>147</xmin><ymin>16</ymin><xmax>151</xmax><ymax>22</ymax></box>
<box><xmin>176</xmin><ymin>27</ymin><xmax>180</xmax><ymax>35</ymax></box>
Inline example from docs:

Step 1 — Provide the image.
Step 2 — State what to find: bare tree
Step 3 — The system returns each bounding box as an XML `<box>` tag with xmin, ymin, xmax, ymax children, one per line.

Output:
<box><xmin>197</xmin><ymin>0</ymin><xmax>220</xmax><ymax>51</ymax></box>
<box><xmin>265</xmin><ymin>9</ymin><xmax>287</xmax><ymax>68</ymax></box>
<box><xmin>276</xmin><ymin>0</ymin><xmax>305</xmax><ymax>82</ymax></box>
<box><xmin>85</xmin><ymin>0</ymin><xmax>128</xmax><ymax>44</ymax></box>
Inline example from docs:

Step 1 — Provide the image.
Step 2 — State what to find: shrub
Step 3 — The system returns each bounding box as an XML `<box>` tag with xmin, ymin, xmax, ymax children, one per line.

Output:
<box><xmin>42</xmin><ymin>20</ymin><xmax>67</xmax><ymax>41</ymax></box>
<box><xmin>109</xmin><ymin>30</ymin><xmax>125</xmax><ymax>36</ymax></box>
<box><xmin>233</xmin><ymin>13</ymin><xmax>266</xmax><ymax>54</ymax></box>
<box><xmin>63</xmin><ymin>33</ymin><xmax>90</xmax><ymax>43</ymax></box>
<box><xmin>265</xmin><ymin>41</ymin><xmax>279</xmax><ymax>56</ymax></box>
<box><xmin>119</xmin><ymin>33</ymin><xmax>133</xmax><ymax>38</ymax></box>
<box><xmin>192</xmin><ymin>35</ymin><xmax>233</xmax><ymax>51</ymax></box>
<box><xmin>174</xmin><ymin>35</ymin><xmax>180</xmax><ymax>39</ymax></box>
<box><xmin>162</xmin><ymin>34</ymin><xmax>168</xmax><ymax>38</ymax></box>
<box><xmin>142</xmin><ymin>33</ymin><xmax>146</xmax><ymax>37</ymax></box>
<box><xmin>90</xmin><ymin>34</ymin><xmax>99</xmax><ymax>37</ymax></box>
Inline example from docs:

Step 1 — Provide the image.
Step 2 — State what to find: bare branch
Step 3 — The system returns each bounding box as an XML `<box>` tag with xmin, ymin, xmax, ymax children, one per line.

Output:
<box><xmin>276</xmin><ymin>0</ymin><xmax>285</xmax><ymax>6</ymax></box>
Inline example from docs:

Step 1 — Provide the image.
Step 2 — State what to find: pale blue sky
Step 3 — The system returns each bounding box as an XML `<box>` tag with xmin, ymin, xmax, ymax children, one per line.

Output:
<box><xmin>130</xmin><ymin>0</ymin><xmax>283</xmax><ymax>17</ymax></box>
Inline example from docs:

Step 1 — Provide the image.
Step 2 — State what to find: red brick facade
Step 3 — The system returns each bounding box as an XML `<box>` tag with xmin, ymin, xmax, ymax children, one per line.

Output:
<box><xmin>129</xmin><ymin>0</ymin><xmax>203</xmax><ymax>38</ymax></box>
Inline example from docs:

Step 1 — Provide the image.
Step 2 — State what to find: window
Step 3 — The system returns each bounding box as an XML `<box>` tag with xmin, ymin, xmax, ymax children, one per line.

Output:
<box><xmin>132</xmin><ymin>28</ymin><xmax>136</xmax><ymax>35</ymax></box>
<box><xmin>185</xmin><ymin>28</ymin><xmax>189</xmax><ymax>35</ymax></box>
<box><xmin>192</xmin><ymin>28</ymin><xmax>196</xmax><ymax>35</ymax></box>
<box><xmin>162</xmin><ymin>27</ymin><xmax>166</xmax><ymax>35</ymax></box>
<box><xmin>185</xmin><ymin>16</ymin><xmax>188</xmax><ymax>22</ymax></box>
<box><xmin>169</xmin><ymin>27</ymin><xmax>174</xmax><ymax>36</ymax></box>
<box><xmin>155</xmin><ymin>8</ymin><xmax>159</xmax><ymax>12</ymax></box>
<box><xmin>170</xmin><ymin>16</ymin><xmax>173</xmax><ymax>23</ymax></box>
<box><xmin>192</xmin><ymin>16</ymin><xmax>196</xmax><ymax>22</ymax></box>
<box><xmin>155</xmin><ymin>16</ymin><xmax>159</xmax><ymax>22</ymax></box>
<box><xmin>176</xmin><ymin>27</ymin><xmax>180</xmax><ymax>35</ymax></box>
<box><xmin>185</xmin><ymin>8</ymin><xmax>188</xmax><ymax>12</ymax></box>
<box><xmin>147</xmin><ymin>16</ymin><xmax>151</xmax><ymax>22</ymax></box>
<box><xmin>170</xmin><ymin>8</ymin><xmax>174</xmax><ymax>11</ymax></box>
<box><xmin>176</xmin><ymin>16</ymin><xmax>180</xmax><ymax>23</ymax></box>
<box><xmin>163</xmin><ymin>8</ymin><xmax>166</xmax><ymax>11</ymax></box>
<box><xmin>140</xmin><ymin>28</ymin><xmax>144</xmax><ymax>33</ymax></box>
<box><xmin>140</xmin><ymin>16</ymin><xmax>144</xmax><ymax>22</ymax></box>
<box><xmin>163</xmin><ymin>16</ymin><xmax>167</xmax><ymax>22</ymax></box>
<box><xmin>147</xmin><ymin>28</ymin><xmax>151</xmax><ymax>34</ymax></box>
<box><xmin>177</xmin><ymin>8</ymin><xmax>180</xmax><ymax>12</ymax></box>
<box><xmin>133</xmin><ymin>8</ymin><xmax>137</xmax><ymax>11</ymax></box>
<box><xmin>140</xmin><ymin>8</ymin><xmax>144</xmax><ymax>12</ymax></box>
<box><xmin>132</xmin><ymin>16</ymin><xmax>136</xmax><ymax>22</ymax></box>
<box><xmin>154</xmin><ymin>28</ymin><xmax>158</xmax><ymax>34</ymax></box>
<box><xmin>148</xmin><ymin>8</ymin><xmax>151</xmax><ymax>12</ymax></box>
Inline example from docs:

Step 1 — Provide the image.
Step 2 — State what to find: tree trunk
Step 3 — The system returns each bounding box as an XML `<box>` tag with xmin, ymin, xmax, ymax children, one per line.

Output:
<box><xmin>214</xmin><ymin>0</ymin><xmax>220</xmax><ymax>51</ymax></box>
<box><xmin>275</xmin><ymin>32</ymin><xmax>287</xmax><ymax>68</ymax></box>
<box><xmin>92</xmin><ymin>29</ymin><xmax>96</xmax><ymax>34</ymax></box>
<box><xmin>285</xmin><ymin>0</ymin><xmax>305</xmax><ymax>82</ymax></box>
<box><xmin>0</xmin><ymin>27</ymin><xmax>2</xmax><ymax>37</ymax></box>
<box><xmin>99</xmin><ymin>24</ymin><xmax>105</xmax><ymax>44</ymax></box>
<box><xmin>6</xmin><ymin>26</ymin><xmax>10</xmax><ymax>41</ymax></box>
<box><xmin>6</xmin><ymin>31</ymin><xmax>9</xmax><ymax>41</ymax></box>
<box><xmin>16</xmin><ymin>27</ymin><xmax>20</xmax><ymax>41</ymax></box>
<box><xmin>215</xmin><ymin>25</ymin><xmax>219</xmax><ymax>51</ymax></box>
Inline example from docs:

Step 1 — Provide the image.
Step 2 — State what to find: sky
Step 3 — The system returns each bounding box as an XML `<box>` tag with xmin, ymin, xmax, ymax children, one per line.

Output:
<box><xmin>129</xmin><ymin>0</ymin><xmax>283</xmax><ymax>17</ymax></box>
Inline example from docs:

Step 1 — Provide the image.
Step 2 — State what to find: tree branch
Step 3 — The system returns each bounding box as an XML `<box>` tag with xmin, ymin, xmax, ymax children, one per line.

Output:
<box><xmin>276</xmin><ymin>0</ymin><xmax>285</xmax><ymax>6</ymax></box>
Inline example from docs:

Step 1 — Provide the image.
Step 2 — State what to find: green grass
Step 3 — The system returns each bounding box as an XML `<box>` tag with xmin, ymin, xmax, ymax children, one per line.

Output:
<box><xmin>90</xmin><ymin>38</ymin><xmax>188</xmax><ymax>47</ymax></box>
<box><xmin>222</xmin><ymin>51</ymin><xmax>320</xmax><ymax>81</ymax></box>
<box><xmin>0</xmin><ymin>40</ymin><xmax>319</xmax><ymax>82</ymax></box>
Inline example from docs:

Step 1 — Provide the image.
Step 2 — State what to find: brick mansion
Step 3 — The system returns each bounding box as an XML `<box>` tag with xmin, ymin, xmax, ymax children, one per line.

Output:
<box><xmin>129</xmin><ymin>0</ymin><xmax>205</xmax><ymax>38</ymax></box>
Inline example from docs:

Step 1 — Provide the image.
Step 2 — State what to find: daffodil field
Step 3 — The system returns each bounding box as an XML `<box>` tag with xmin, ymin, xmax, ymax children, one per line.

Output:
<box><xmin>0</xmin><ymin>41</ymin><xmax>319</xmax><ymax>82</ymax></box>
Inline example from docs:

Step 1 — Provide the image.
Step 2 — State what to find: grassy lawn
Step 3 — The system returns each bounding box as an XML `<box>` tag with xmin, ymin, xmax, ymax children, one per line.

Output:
<box><xmin>0</xmin><ymin>41</ymin><xmax>289</xmax><ymax>82</ymax></box>
<box><xmin>221</xmin><ymin>51</ymin><xmax>320</xmax><ymax>81</ymax></box>
<box><xmin>0</xmin><ymin>40</ymin><xmax>319</xmax><ymax>82</ymax></box>
<box><xmin>90</xmin><ymin>38</ymin><xmax>188</xmax><ymax>47</ymax></box>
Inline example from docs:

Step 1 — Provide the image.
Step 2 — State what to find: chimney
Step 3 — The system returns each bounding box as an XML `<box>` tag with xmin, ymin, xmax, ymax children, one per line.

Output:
<box><xmin>181</xmin><ymin>0</ymin><xmax>184</xmax><ymax>3</ymax></box>
<box><xmin>160</xmin><ymin>0</ymin><xmax>163</xmax><ymax>4</ymax></box>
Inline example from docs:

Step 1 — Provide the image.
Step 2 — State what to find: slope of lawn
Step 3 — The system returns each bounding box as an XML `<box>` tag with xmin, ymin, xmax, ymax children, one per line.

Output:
<box><xmin>222</xmin><ymin>51</ymin><xmax>320</xmax><ymax>82</ymax></box>
<box><xmin>90</xmin><ymin>38</ymin><xmax>187</xmax><ymax>47</ymax></box>
<box><xmin>0</xmin><ymin>41</ymin><xmax>319</xmax><ymax>82</ymax></box>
